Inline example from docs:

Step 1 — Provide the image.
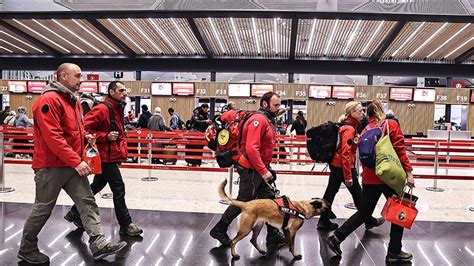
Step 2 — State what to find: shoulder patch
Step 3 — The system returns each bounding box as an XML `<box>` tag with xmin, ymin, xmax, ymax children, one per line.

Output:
<box><xmin>41</xmin><ymin>104</ymin><xmax>49</xmax><ymax>114</ymax></box>
<box><xmin>253</xmin><ymin>120</ymin><xmax>259</xmax><ymax>127</ymax></box>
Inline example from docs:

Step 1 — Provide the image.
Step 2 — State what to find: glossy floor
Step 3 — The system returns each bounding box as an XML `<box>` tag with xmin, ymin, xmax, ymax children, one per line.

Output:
<box><xmin>0</xmin><ymin>202</ymin><xmax>473</xmax><ymax>265</ymax></box>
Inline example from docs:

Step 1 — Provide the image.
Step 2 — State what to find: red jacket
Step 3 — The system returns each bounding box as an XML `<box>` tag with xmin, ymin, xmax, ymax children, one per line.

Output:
<box><xmin>330</xmin><ymin>116</ymin><xmax>360</xmax><ymax>181</ymax></box>
<box><xmin>84</xmin><ymin>97</ymin><xmax>127</xmax><ymax>163</ymax></box>
<box><xmin>32</xmin><ymin>85</ymin><xmax>85</xmax><ymax>169</ymax></box>
<box><xmin>361</xmin><ymin>117</ymin><xmax>413</xmax><ymax>184</ymax></box>
<box><xmin>239</xmin><ymin>113</ymin><xmax>275</xmax><ymax>176</ymax></box>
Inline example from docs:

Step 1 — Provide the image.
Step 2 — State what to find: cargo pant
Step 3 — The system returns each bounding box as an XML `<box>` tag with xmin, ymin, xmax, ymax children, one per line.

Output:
<box><xmin>19</xmin><ymin>167</ymin><xmax>108</xmax><ymax>254</ymax></box>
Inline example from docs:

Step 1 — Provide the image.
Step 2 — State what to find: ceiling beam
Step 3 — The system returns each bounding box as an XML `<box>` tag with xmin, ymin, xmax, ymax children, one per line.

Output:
<box><xmin>0</xmin><ymin>20</ymin><xmax>62</xmax><ymax>57</ymax></box>
<box><xmin>0</xmin><ymin>11</ymin><xmax>472</xmax><ymax>23</ymax></box>
<box><xmin>454</xmin><ymin>47</ymin><xmax>474</xmax><ymax>64</ymax></box>
<box><xmin>289</xmin><ymin>18</ymin><xmax>299</xmax><ymax>60</ymax></box>
<box><xmin>371</xmin><ymin>21</ymin><xmax>406</xmax><ymax>62</ymax></box>
<box><xmin>186</xmin><ymin>18</ymin><xmax>212</xmax><ymax>58</ymax></box>
<box><xmin>86</xmin><ymin>18</ymin><xmax>136</xmax><ymax>58</ymax></box>
<box><xmin>0</xmin><ymin>56</ymin><xmax>472</xmax><ymax>77</ymax></box>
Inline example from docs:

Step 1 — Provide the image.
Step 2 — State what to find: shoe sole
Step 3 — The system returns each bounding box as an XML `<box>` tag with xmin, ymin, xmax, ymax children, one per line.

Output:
<box><xmin>119</xmin><ymin>230</ymin><xmax>143</xmax><ymax>237</ymax></box>
<box><xmin>93</xmin><ymin>242</ymin><xmax>127</xmax><ymax>260</ymax></box>
<box><xmin>64</xmin><ymin>215</ymin><xmax>84</xmax><ymax>229</ymax></box>
<box><xmin>17</xmin><ymin>253</ymin><xmax>49</xmax><ymax>264</ymax></box>
<box><xmin>386</xmin><ymin>257</ymin><xmax>413</xmax><ymax>263</ymax></box>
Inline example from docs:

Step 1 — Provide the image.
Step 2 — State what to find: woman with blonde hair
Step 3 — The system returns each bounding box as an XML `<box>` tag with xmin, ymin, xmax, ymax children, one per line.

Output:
<box><xmin>317</xmin><ymin>101</ymin><xmax>384</xmax><ymax>230</ymax></box>
<box><xmin>327</xmin><ymin>99</ymin><xmax>415</xmax><ymax>263</ymax></box>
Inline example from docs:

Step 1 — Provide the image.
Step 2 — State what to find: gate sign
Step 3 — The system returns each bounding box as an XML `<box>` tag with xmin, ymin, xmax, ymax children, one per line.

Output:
<box><xmin>309</xmin><ymin>85</ymin><xmax>331</xmax><ymax>99</ymax></box>
<box><xmin>251</xmin><ymin>84</ymin><xmax>273</xmax><ymax>97</ymax></box>
<box><xmin>8</xmin><ymin>81</ymin><xmax>27</xmax><ymax>93</ymax></box>
<box><xmin>332</xmin><ymin>86</ymin><xmax>355</xmax><ymax>99</ymax></box>
<box><xmin>389</xmin><ymin>87</ymin><xmax>413</xmax><ymax>101</ymax></box>
<box><xmin>79</xmin><ymin>82</ymin><xmax>98</xmax><ymax>93</ymax></box>
<box><xmin>27</xmin><ymin>81</ymin><xmax>47</xmax><ymax>93</ymax></box>
<box><xmin>172</xmin><ymin>83</ymin><xmax>195</xmax><ymax>96</ymax></box>
<box><xmin>99</xmin><ymin>82</ymin><xmax>110</xmax><ymax>94</ymax></box>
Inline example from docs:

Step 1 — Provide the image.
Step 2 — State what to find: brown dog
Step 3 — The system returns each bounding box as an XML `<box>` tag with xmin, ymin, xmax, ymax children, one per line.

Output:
<box><xmin>218</xmin><ymin>179</ymin><xmax>329</xmax><ymax>260</ymax></box>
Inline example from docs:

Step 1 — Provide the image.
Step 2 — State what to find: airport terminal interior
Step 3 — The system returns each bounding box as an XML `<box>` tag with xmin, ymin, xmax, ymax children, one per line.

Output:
<box><xmin>0</xmin><ymin>0</ymin><xmax>473</xmax><ymax>265</ymax></box>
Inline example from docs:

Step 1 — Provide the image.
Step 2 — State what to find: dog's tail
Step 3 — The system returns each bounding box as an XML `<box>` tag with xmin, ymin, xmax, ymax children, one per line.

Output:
<box><xmin>218</xmin><ymin>179</ymin><xmax>246</xmax><ymax>209</ymax></box>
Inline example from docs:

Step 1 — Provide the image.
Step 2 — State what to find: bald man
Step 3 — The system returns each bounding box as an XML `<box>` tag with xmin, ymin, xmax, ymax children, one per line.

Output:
<box><xmin>18</xmin><ymin>63</ymin><xmax>126</xmax><ymax>264</ymax></box>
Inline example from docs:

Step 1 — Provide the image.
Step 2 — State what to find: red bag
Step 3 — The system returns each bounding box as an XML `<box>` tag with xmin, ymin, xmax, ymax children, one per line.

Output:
<box><xmin>83</xmin><ymin>143</ymin><xmax>102</xmax><ymax>174</ymax></box>
<box><xmin>381</xmin><ymin>188</ymin><xmax>418</xmax><ymax>229</ymax></box>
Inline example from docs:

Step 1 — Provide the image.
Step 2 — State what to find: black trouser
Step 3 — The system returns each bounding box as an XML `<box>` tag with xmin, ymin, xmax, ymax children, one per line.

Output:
<box><xmin>334</xmin><ymin>184</ymin><xmax>404</xmax><ymax>254</ymax></box>
<box><xmin>319</xmin><ymin>165</ymin><xmax>375</xmax><ymax>226</ymax></box>
<box><xmin>220</xmin><ymin>166</ymin><xmax>275</xmax><ymax>226</ymax></box>
<box><xmin>71</xmin><ymin>162</ymin><xmax>132</xmax><ymax>227</ymax></box>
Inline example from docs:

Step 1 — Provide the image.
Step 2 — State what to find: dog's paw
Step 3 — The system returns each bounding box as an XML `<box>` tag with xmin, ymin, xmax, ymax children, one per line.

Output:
<box><xmin>293</xmin><ymin>254</ymin><xmax>302</xmax><ymax>260</ymax></box>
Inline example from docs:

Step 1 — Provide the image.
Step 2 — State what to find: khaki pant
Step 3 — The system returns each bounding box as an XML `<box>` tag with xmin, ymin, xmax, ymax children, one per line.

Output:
<box><xmin>20</xmin><ymin>167</ymin><xmax>107</xmax><ymax>254</ymax></box>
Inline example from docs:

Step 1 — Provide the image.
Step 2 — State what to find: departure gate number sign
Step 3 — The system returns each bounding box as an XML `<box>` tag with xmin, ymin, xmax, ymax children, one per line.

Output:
<box><xmin>228</xmin><ymin>84</ymin><xmax>250</xmax><ymax>97</ymax></box>
<box><xmin>172</xmin><ymin>83</ymin><xmax>194</xmax><ymax>96</ymax></box>
<box><xmin>332</xmin><ymin>86</ymin><xmax>355</xmax><ymax>99</ymax></box>
<box><xmin>151</xmin><ymin>83</ymin><xmax>172</xmax><ymax>96</ymax></box>
<box><xmin>413</xmin><ymin>88</ymin><xmax>436</xmax><ymax>102</ymax></box>
<box><xmin>251</xmin><ymin>84</ymin><xmax>273</xmax><ymax>97</ymax></box>
<box><xmin>390</xmin><ymin>87</ymin><xmax>413</xmax><ymax>101</ymax></box>
<box><xmin>27</xmin><ymin>81</ymin><xmax>47</xmax><ymax>93</ymax></box>
<box><xmin>309</xmin><ymin>85</ymin><xmax>331</xmax><ymax>99</ymax></box>
<box><xmin>8</xmin><ymin>81</ymin><xmax>27</xmax><ymax>93</ymax></box>
<box><xmin>79</xmin><ymin>82</ymin><xmax>99</xmax><ymax>93</ymax></box>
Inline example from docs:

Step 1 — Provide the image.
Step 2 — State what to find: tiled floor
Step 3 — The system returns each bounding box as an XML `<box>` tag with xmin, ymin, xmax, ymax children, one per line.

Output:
<box><xmin>0</xmin><ymin>163</ymin><xmax>473</xmax><ymax>265</ymax></box>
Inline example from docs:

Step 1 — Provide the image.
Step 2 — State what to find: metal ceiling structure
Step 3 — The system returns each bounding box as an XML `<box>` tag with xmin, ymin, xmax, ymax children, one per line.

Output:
<box><xmin>0</xmin><ymin>10</ymin><xmax>472</xmax><ymax>76</ymax></box>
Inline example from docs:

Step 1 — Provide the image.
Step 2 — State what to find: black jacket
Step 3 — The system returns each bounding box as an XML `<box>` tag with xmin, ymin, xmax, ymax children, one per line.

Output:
<box><xmin>138</xmin><ymin>110</ymin><xmax>152</xmax><ymax>128</ymax></box>
<box><xmin>191</xmin><ymin>107</ymin><xmax>209</xmax><ymax>132</ymax></box>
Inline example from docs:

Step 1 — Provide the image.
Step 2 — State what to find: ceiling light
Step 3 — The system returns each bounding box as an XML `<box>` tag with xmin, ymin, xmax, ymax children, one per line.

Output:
<box><xmin>0</xmin><ymin>45</ymin><xmax>13</xmax><ymax>53</ymax></box>
<box><xmin>274</xmin><ymin>18</ymin><xmax>278</xmax><ymax>55</ymax></box>
<box><xmin>427</xmin><ymin>23</ymin><xmax>471</xmax><ymax>58</ymax></box>
<box><xmin>52</xmin><ymin>19</ymin><xmax>102</xmax><ymax>53</ymax></box>
<box><xmin>0</xmin><ymin>30</ymin><xmax>43</xmax><ymax>53</ymax></box>
<box><xmin>128</xmin><ymin>18</ymin><xmax>162</xmax><ymax>54</ymax></box>
<box><xmin>252</xmin><ymin>17</ymin><xmax>261</xmax><ymax>55</ymax></box>
<box><xmin>32</xmin><ymin>19</ymin><xmax>86</xmax><ymax>53</ymax></box>
<box><xmin>343</xmin><ymin>20</ymin><xmax>362</xmax><ymax>56</ymax></box>
<box><xmin>410</xmin><ymin>22</ymin><xmax>448</xmax><ymax>58</ymax></box>
<box><xmin>12</xmin><ymin>19</ymin><xmax>70</xmax><ymax>53</ymax></box>
<box><xmin>72</xmin><ymin>19</ymin><xmax>118</xmax><ymax>54</ymax></box>
<box><xmin>171</xmin><ymin>18</ymin><xmax>195</xmax><ymax>53</ymax></box>
<box><xmin>0</xmin><ymin>38</ymin><xmax>28</xmax><ymax>53</ymax></box>
<box><xmin>360</xmin><ymin>20</ymin><xmax>384</xmax><ymax>57</ymax></box>
<box><xmin>148</xmin><ymin>18</ymin><xmax>178</xmax><ymax>54</ymax></box>
<box><xmin>208</xmin><ymin>17</ymin><xmax>225</xmax><ymax>54</ymax></box>
<box><xmin>324</xmin><ymin>19</ymin><xmax>339</xmax><ymax>56</ymax></box>
<box><xmin>444</xmin><ymin>37</ymin><xmax>473</xmax><ymax>59</ymax></box>
<box><xmin>107</xmin><ymin>18</ymin><xmax>146</xmax><ymax>53</ymax></box>
<box><xmin>230</xmin><ymin>17</ymin><xmax>243</xmax><ymax>54</ymax></box>
<box><xmin>306</xmin><ymin>19</ymin><xmax>317</xmax><ymax>55</ymax></box>
<box><xmin>391</xmin><ymin>21</ymin><xmax>425</xmax><ymax>57</ymax></box>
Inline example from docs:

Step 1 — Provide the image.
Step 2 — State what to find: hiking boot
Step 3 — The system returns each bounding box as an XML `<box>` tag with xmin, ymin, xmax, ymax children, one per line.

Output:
<box><xmin>365</xmin><ymin>217</ymin><xmax>385</xmax><ymax>230</ymax></box>
<box><xmin>18</xmin><ymin>250</ymin><xmax>50</xmax><ymax>264</ymax></box>
<box><xmin>64</xmin><ymin>209</ymin><xmax>83</xmax><ymax>229</ymax></box>
<box><xmin>386</xmin><ymin>251</ymin><xmax>413</xmax><ymax>263</ymax></box>
<box><xmin>210</xmin><ymin>223</ymin><xmax>231</xmax><ymax>246</ymax></box>
<box><xmin>119</xmin><ymin>223</ymin><xmax>143</xmax><ymax>236</ymax></box>
<box><xmin>266</xmin><ymin>229</ymin><xmax>286</xmax><ymax>248</ymax></box>
<box><xmin>317</xmin><ymin>220</ymin><xmax>339</xmax><ymax>230</ymax></box>
<box><xmin>327</xmin><ymin>235</ymin><xmax>342</xmax><ymax>256</ymax></box>
<box><xmin>93</xmin><ymin>241</ymin><xmax>127</xmax><ymax>260</ymax></box>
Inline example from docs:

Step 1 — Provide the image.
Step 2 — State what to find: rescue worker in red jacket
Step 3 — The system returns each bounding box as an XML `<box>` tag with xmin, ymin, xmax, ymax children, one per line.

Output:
<box><xmin>18</xmin><ymin>63</ymin><xmax>126</xmax><ymax>264</ymax></box>
<box><xmin>210</xmin><ymin>92</ymin><xmax>286</xmax><ymax>247</ymax></box>
<box><xmin>317</xmin><ymin>101</ymin><xmax>383</xmax><ymax>230</ymax></box>
<box><xmin>64</xmin><ymin>81</ymin><xmax>143</xmax><ymax>236</ymax></box>
<box><xmin>327</xmin><ymin>99</ymin><xmax>415</xmax><ymax>263</ymax></box>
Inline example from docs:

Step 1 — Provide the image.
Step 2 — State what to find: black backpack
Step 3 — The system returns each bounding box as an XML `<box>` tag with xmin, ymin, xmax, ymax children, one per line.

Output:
<box><xmin>306</xmin><ymin>121</ymin><xmax>351</xmax><ymax>163</ymax></box>
<box><xmin>100</xmin><ymin>101</ymin><xmax>118</xmax><ymax>131</ymax></box>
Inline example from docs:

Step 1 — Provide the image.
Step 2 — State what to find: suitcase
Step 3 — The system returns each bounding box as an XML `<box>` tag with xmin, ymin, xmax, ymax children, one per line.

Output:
<box><xmin>185</xmin><ymin>144</ymin><xmax>203</xmax><ymax>166</ymax></box>
<box><xmin>162</xmin><ymin>144</ymin><xmax>178</xmax><ymax>165</ymax></box>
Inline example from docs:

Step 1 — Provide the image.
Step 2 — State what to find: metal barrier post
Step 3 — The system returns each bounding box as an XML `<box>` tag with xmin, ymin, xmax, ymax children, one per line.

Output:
<box><xmin>426</xmin><ymin>140</ymin><xmax>444</xmax><ymax>192</ymax></box>
<box><xmin>0</xmin><ymin>132</ymin><xmax>15</xmax><ymax>193</ymax></box>
<box><xmin>289</xmin><ymin>136</ymin><xmax>293</xmax><ymax>171</ymax></box>
<box><xmin>220</xmin><ymin>165</ymin><xmax>234</xmax><ymax>205</ymax></box>
<box><xmin>141</xmin><ymin>133</ymin><xmax>158</xmax><ymax>182</ymax></box>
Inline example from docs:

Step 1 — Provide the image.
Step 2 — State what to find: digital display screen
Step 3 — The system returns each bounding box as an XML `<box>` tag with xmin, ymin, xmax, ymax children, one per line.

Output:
<box><xmin>251</xmin><ymin>84</ymin><xmax>273</xmax><ymax>97</ymax></box>
<box><xmin>79</xmin><ymin>82</ymin><xmax>98</xmax><ymax>93</ymax></box>
<box><xmin>151</xmin><ymin>83</ymin><xmax>172</xmax><ymax>96</ymax></box>
<box><xmin>332</xmin><ymin>86</ymin><xmax>355</xmax><ymax>99</ymax></box>
<box><xmin>309</xmin><ymin>85</ymin><xmax>331</xmax><ymax>99</ymax></box>
<box><xmin>8</xmin><ymin>81</ymin><xmax>27</xmax><ymax>93</ymax></box>
<box><xmin>99</xmin><ymin>82</ymin><xmax>110</xmax><ymax>94</ymax></box>
<box><xmin>27</xmin><ymin>81</ymin><xmax>47</xmax><ymax>93</ymax></box>
<box><xmin>228</xmin><ymin>84</ymin><xmax>250</xmax><ymax>97</ymax></box>
<box><xmin>389</xmin><ymin>87</ymin><xmax>413</xmax><ymax>101</ymax></box>
<box><xmin>172</xmin><ymin>83</ymin><xmax>195</xmax><ymax>96</ymax></box>
<box><xmin>413</xmin><ymin>88</ymin><xmax>436</xmax><ymax>102</ymax></box>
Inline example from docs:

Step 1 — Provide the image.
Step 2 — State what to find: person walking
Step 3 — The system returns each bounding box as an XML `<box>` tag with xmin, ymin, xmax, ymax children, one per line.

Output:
<box><xmin>327</xmin><ymin>100</ymin><xmax>415</xmax><ymax>263</ymax></box>
<box><xmin>18</xmin><ymin>63</ymin><xmax>126</xmax><ymax>264</ymax></box>
<box><xmin>137</xmin><ymin>104</ymin><xmax>152</xmax><ymax>129</ymax></box>
<box><xmin>209</xmin><ymin>92</ymin><xmax>286</xmax><ymax>247</ymax></box>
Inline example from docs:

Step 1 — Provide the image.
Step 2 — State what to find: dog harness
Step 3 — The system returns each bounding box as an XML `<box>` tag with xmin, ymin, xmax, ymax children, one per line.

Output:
<box><xmin>273</xmin><ymin>196</ymin><xmax>305</xmax><ymax>229</ymax></box>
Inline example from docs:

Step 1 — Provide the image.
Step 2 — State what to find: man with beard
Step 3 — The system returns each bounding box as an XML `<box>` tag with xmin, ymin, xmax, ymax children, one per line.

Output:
<box><xmin>209</xmin><ymin>91</ymin><xmax>286</xmax><ymax>247</ymax></box>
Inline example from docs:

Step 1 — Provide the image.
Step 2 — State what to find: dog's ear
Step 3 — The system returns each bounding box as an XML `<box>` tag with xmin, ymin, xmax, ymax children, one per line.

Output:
<box><xmin>310</xmin><ymin>198</ymin><xmax>323</xmax><ymax>209</ymax></box>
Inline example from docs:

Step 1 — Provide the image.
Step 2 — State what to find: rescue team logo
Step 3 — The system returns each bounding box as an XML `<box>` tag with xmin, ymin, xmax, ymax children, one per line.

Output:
<box><xmin>398</xmin><ymin>211</ymin><xmax>406</xmax><ymax>221</ymax></box>
<box><xmin>253</xmin><ymin>121</ymin><xmax>259</xmax><ymax>127</ymax></box>
<box><xmin>218</xmin><ymin>129</ymin><xmax>230</xmax><ymax>145</ymax></box>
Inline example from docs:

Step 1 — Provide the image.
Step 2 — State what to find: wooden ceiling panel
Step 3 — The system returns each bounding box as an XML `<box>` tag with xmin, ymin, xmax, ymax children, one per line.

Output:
<box><xmin>0</xmin><ymin>26</ymin><xmax>44</xmax><ymax>54</ymax></box>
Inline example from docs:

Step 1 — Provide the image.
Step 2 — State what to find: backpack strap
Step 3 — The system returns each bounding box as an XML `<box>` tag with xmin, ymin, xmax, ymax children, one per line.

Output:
<box><xmin>100</xmin><ymin>101</ymin><xmax>117</xmax><ymax>160</ymax></box>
